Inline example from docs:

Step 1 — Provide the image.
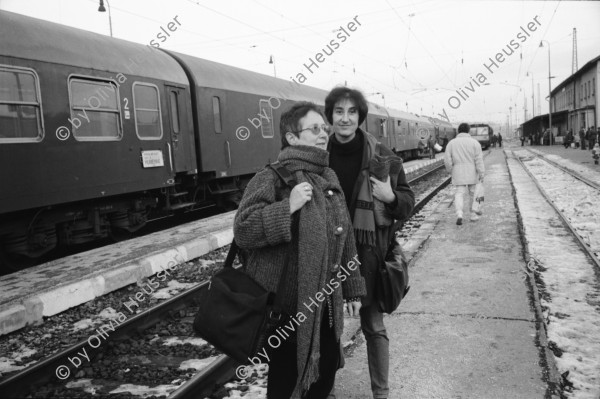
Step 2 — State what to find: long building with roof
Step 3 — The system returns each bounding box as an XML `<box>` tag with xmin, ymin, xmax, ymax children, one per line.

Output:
<box><xmin>521</xmin><ymin>54</ymin><xmax>599</xmax><ymax>141</ymax></box>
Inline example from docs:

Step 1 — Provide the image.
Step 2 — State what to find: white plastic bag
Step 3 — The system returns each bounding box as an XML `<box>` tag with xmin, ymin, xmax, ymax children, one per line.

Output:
<box><xmin>472</xmin><ymin>183</ymin><xmax>484</xmax><ymax>214</ymax></box>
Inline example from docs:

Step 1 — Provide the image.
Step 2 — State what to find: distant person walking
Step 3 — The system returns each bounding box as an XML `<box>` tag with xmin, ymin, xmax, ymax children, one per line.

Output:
<box><xmin>588</xmin><ymin>126</ymin><xmax>597</xmax><ymax>150</ymax></box>
<box><xmin>497</xmin><ymin>133</ymin><xmax>503</xmax><ymax>148</ymax></box>
<box><xmin>444</xmin><ymin>122</ymin><xmax>485</xmax><ymax>225</ymax></box>
<box><xmin>428</xmin><ymin>132</ymin><xmax>437</xmax><ymax>159</ymax></box>
<box><xmin>580</xmin><ymin>128</ymin><xmax>587</xmax><ymax>150</ymax></box>
<box><xmin>564</xmin><ymin>130</ymin><xmax>574</xmax><ymax>149</ymax></box>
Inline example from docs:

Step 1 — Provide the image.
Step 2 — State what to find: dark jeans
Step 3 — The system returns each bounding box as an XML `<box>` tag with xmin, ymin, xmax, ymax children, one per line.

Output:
<box><xmin>360</xmin><ymin>304</ymin><xmax>390</xmax><ymax>399</ymax></box>
<box><xmin>267</xmin><ymin>309</ymin><xmax>339</xmax><ymax>399</ymax></box>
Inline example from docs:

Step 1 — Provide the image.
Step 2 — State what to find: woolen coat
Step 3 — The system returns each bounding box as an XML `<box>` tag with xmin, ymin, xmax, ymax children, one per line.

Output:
<box><xmin>233</xmin><ymin>145</ymin><xmax>366</xmax><ymax>398</ymax></box>
<box><xmin>444</xmin><ymin>133</ymin><xmax>485</xmax><ymax>185</ymax></box>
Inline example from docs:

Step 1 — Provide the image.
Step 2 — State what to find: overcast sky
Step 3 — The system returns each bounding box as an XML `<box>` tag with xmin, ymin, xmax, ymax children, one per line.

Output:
<box><xmin>1</xmin><ymin>0</ymin><xmax>599</xmax><ymax>128</ymax></box>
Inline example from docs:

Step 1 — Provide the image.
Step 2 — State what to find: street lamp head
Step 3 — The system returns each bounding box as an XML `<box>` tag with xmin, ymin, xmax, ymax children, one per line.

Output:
<box><xmin>98</xmin><ymin>0</ymin><xmax>106</xmax><ymax>12</ymax></box>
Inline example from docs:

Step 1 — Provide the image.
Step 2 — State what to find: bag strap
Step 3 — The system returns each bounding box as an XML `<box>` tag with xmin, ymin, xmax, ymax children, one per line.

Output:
<box><xmin>268</xmin><ymin>161</ymin><xmax>298</xmax><ymax>187</ymax></box>
<box><xmin>225</xmin><ymin>162</ymin><xmax>298</xmax><ymax>317</ymax></box>
<box><xmin>266</xmin><ymin>161</ymin><xmax>298</xmax><ymax>316</ymax></box>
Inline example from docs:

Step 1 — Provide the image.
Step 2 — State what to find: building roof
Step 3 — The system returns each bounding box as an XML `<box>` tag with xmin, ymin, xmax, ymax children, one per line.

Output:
<box><xmin>551</xmin><ymin>54</ymin><xmax>600</xmax><ymax>96</ymax></box>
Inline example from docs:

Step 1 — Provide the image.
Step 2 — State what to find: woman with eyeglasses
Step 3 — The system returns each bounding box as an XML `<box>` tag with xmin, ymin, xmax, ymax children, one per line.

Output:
<box><xmin>234</xmin><ymin>101</ymin><xmax>366</xmax><ymax>399</ymax></box>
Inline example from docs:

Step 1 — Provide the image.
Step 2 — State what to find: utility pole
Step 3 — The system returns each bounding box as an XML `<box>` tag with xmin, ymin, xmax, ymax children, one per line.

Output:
<box><xmin>572</xmin><ymin>28</ymin><xmax>578</xmax><ymax>74</ymax></box>
<box><xmin>537</xmin><ymin>83</ymin><xmax>541</xmax><ymax>116</ymax></box>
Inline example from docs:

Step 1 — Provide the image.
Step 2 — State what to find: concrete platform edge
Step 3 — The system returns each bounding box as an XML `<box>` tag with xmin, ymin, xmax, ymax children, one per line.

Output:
<box><xmin>0</xmin><ymin>228</ymin><xmax>235</xmax><ymax>336</ymax></box>
<box><xmin>504</xmin><ymin>150</ymin><xmax>563</xmax><ymax>398</ymax></box>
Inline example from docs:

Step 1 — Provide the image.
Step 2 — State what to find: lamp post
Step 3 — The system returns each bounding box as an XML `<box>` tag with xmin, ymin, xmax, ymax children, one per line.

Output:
<box><xmin>98</xmin><ymin>0</ymin><xmax>113</xmax><ymax>37</ymax></box>
<box><xmin>269</xmin><ymin>55</ymin><xmax>277</xmax><ymax>78</ymax></box>
<box><xmin>509</xmin><ymin>106</ymin><xmax>512</xmax><ymax>136</ymax></box>
<box><xmin>526</xmin><ymin>71</ymin><xmax>535</xmax><ymax>117</ymax></box>
<box><xmin>539</xmin><ymin>40</ymin><xmax>552</xmax><ymax>144</ymax></box>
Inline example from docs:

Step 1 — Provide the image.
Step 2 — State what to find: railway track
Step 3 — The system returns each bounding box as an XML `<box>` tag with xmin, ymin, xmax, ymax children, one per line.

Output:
<box><xmin>510</xmin><ymin>149</ymin><xmax>600</xmax><ymax>396</ymax></box>
<box><xmin>517</xmin><ymin>149</ymin><xmax>600</xmax><ymax>268</ymax></box>
<box><xmin>0</xmin><ymin>161</ymin><xmax>454</xmax><ymax>399</ymax></box>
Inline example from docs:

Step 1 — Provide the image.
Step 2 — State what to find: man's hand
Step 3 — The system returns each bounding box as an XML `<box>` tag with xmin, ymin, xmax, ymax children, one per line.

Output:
<box><xmin>370</xmin><ymin>176</ymin><xmax>396</xmax><ymax>203</ymax></box>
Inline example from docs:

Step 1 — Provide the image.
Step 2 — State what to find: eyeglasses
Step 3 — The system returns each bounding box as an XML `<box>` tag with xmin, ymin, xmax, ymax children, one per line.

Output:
<box><xmin>293</xmin><ymin>124</ymin><xmax>332</xmax><ymax>135</ymax></box>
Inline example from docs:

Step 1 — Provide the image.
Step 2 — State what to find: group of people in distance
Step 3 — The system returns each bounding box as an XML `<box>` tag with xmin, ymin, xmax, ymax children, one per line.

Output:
<box><xmin>522</xmin><ymin>126</ymin><xmax>599</xmax><ymax>150</ymax></box>
<box><xmin>562</xmin><ymin>126</ymin><xmax>598</xmax><ymax>150</ymax></box>
<box><xmin>233</xmin><ymin>87</ymin><xmax>482</xmax><ymax>398</ymax></box>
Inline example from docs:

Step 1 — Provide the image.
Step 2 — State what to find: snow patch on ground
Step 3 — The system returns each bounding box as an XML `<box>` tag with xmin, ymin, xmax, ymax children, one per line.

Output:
<box><xmin>71</xmin><ymin>307</ymin><xmax>121</xmax><ymax>332</ymax></box>
<box><xmin>509</xmin><ymin>152</ymin><xmax>600</xmax><ymax>398</ymax></box>
<box><xmin>66</xmin><ymin>379</ymin><xmax>102</xmax><ymax>395</ymax></box>
<box><xmin>179</xmin><ymin>356</ymin><xmax>218</xmax><ymax>370</ymax></box>
<box><xmin>0</xmin><ymin>345</ymin><xmax>37</xmax><ymax>374</ymax></box>
<box><xmin>529</xmin><ymin>149</ymin><xmax>600</xmax><ymax>186</ymax></box>
<box><xmin>152</xmin><ymin>280</ymin><xmax>196</xmax><ymax>299</ymax></box>
<box><xmin>225</xmin><ymin>363</ymin><xmax>268</xmax><ymax>398</ymax></box>
<box><xmin>109</xmin><ymin>383</ymin><xmax>181</xmax><ymax>397</ymax></box>
<box><xmin>162</xmin><ymin>336</ymin><xmax>207</xmax><ymax>347</ymax></box>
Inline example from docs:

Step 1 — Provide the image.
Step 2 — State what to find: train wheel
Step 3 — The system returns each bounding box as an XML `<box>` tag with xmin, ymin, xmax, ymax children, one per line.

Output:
<box><xmin>0</xmin><ymin>246</ymin><xmax>39</xmax><ymax>274</ymax></box>
<box><xmin>216</xmin><ymin>192</ymin><xmax>241</xmax><ymax>212</ymax></box>
<box><xmin>109</xmin><ymin>227</ymin><xmax>135</xmax><ymax>242</ymax></box>
<box><xmin>0</xmin><ymin>225</ymin><xmax>57</xmax><ymax>273</ymax></box>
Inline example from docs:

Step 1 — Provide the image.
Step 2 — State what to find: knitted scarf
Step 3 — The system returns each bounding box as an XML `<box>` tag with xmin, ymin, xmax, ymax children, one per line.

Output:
<box><xmin>369</xmin><ymin>152</ymin><xmax>403</xmax><ymax>227</ymax></box>
<box><xmin>277</xmin><ymin>145</ymin><xmax>339</xmax><ymax>398</ymax></box>
<box><xmin>353</xmin><ymin>168</ymin><xmax>377</xmax><ymax>246</ymax></box>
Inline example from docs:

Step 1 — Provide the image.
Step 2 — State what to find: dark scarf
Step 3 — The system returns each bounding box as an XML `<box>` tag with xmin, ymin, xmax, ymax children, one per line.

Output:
<box><xmin>329</xmin><ymin>130</ymin><xmax>377</xmax><ymax>245</ymax></box>
<box><xmin>277</xmin><ymin>145</ymin><xmax>340</xmax><ymax>398</ymax></box>
<box><xmin>370</xmin><ymin>152</ymin><xmax>403</xmax><ymax>227</ymax></box>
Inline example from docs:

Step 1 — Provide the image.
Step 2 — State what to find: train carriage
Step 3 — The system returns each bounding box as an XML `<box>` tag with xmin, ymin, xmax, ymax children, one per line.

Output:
<box><xmin>0</xmin><ymin>11</ymin><xmax>195</xmax><ymax>264</ymax></box>
<box><xmin>165</xmin><ymin>51</ymin><xmax>328</xmax><ymax>206</ymax></box>
<box><xmin>363</xmin><ymin>101</ymin><xmax>390</xmax><ymax>145</ymax></box>
<box><xmin>0</xmin><ymin>10</ymin><xmax>454</xmax><ymax>269</ymax></box>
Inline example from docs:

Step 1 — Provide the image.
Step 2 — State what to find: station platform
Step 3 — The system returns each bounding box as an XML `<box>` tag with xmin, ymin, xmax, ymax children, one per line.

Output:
<box><xmin>510</xmin><ymin>140</ymin><xmax>600</xmax><ymax>169</ymax></box>
<box><xmin>335</xmin><ymin>146</ymin><xmax>555</xmax><ymax>398</ymax></box>
<box><xmin>0</xmin><ymin>213</ymin><xmax>235</xmax><ymax>336</ymax></box>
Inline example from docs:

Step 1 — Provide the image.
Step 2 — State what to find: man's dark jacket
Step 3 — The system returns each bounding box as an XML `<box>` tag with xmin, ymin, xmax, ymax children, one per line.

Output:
<box><xmin>328</xmin><ymin>129</ymin><xmax>415</xmax><ymax>305</ymax></box>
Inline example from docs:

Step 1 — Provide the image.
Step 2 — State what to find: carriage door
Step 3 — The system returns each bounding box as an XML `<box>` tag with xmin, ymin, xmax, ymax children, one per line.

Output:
<box><xmin>166</xmin><ymin>86</ymin><xmax>194</xmax><ymax>173</ymax></box>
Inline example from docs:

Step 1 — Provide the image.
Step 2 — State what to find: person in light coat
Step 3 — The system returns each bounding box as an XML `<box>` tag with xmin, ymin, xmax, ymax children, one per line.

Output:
<box><xmin>444</xmin><ymin>122</ymin><xmax>485</xmax><ymax>225</ymax></box>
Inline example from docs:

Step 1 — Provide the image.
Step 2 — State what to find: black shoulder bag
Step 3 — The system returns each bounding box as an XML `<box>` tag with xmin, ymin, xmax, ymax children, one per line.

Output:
<box><xmin>376</xmin><ymin>234</ymin><xmax>410</xmax><ymax>314</ymax></box>
<box><xmin>373</xmin><ymin>142</ymin><xmax>410</xmax><ymax>314</ymax></box>
<box><xmin>192</xmin><ymin>162</ymin><xmax>296</xmax><ymax>364</ymax></box>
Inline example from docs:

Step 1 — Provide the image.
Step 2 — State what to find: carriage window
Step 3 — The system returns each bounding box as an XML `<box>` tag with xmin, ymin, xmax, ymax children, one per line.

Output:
<box><xmin>212</xmin><ymin>96</ymin><xmax>222</xmax><ymax>133</ymax></box>
<box><xmin>70</xmin><ymin>78</ymin><xmax>121</xmax><ymax>141</ymax></box>
<box><xmin>259</xmin><ymin>99</ymin><xmax>273</xmax><ymax>138</ymax></box>
<box><xmin>133</xmin><ymin>83</ymin><xmax>162</xmax><ymax>140</ymax></box>
<box><xmin>169</xmin><ymin>91</ymin><xmax>180</xmax><ymax>134</ymax></box>
<box><xmin>0</xmin><ymin>66</ymin><xmax>43</xmax><ymax>143</ymax></box>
